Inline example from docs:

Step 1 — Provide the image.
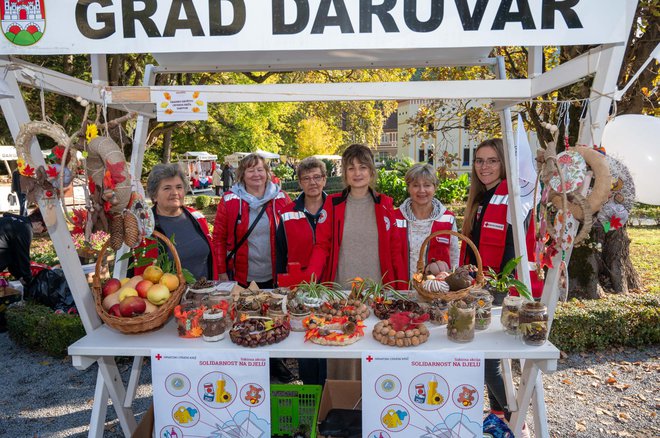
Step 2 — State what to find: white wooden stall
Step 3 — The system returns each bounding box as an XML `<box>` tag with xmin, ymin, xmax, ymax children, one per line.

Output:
<box><xmin>0</xmin><ymin>1</ymin><xmax>640</xmax><ymax>436</ymax></box>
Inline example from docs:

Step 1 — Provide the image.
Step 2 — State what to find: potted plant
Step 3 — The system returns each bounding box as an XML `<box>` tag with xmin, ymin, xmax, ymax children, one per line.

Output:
<box><xmin>357</xmin><ymin>276</ymin><xmax>420</xmax><ymax>320</ymax></box>
<box><xmin>484</xmin><ymin>256</ymin><xmax>533</xmax><ymax>305</ymax></box>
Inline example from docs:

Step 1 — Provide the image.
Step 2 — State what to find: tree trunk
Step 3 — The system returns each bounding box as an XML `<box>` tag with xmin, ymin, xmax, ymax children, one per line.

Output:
<box><xmin>162</xmin><ymin>130</ymin><xmax>172</xmax><ymax>163</ymax></box>
<box><xmin>568</xmin><ymin>245</ymin><xmax>605</xmax><ymax>299</ymax></box>
<box><xmin>600</xmin><ymin>226</ymin><xmax>642</xmax><ymax>293</ymax></box>
<box><xmin>568</xmin><ymin>226</ymin><xmax>641</xmax><ymax>298</ymax></box>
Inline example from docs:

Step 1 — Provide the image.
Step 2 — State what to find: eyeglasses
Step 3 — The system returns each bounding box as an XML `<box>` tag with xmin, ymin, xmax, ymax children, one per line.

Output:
<box><xmin>300</xmin><ymin>175</ymin><xmax>325</xmax><ymax>184</ymax></box>
<box><xmin>474</xmin><ymin>158</ymin><xmax>500</xmax><ymax>167</ymax></box>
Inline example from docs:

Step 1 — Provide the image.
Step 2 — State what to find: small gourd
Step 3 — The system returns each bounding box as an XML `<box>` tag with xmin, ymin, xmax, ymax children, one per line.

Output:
<box><xmin>425</xmin><ymin>259</ymin><xmax>450</xmax><ymax>276</ymax></box>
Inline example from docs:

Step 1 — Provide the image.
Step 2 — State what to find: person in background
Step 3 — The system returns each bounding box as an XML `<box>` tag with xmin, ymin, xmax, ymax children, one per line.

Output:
<box><xmin>394</xmin><ymin>163</ymin><xmax>459</xmax><ymax>281</ymax></box>
<box><xmin>142</xmin><ymin>164</ymin><xmax>216</xmax><ymax>280</ymax></box>
<box><xmin>276</xmin><ymin>157</ymin><xmax>328</xmax><ymax>386</ymax></box>
<box><xmin>11</xmin><ymin>168</ymin><xmax>27</xmax><ymax>216</ymax></box>
<box><xmin>212</xmin><ymin>164</ymin><xmax>223</xmax><ymax>196</ymax></box>
<box><xmin>221</xmin><ymin>163</ymin><xmax>234</xmax><ymax>193</ymax></box>
<box><xmin>306</xmin><ymin>144</ymin><xmax>404</xmax><ymax>380</ymax></box>
<box><xmin>0</xmin><ymin>208</ymin><xmax>46</xmax><ymax>287</ymax></box>
<box><xmin>461</xmin><ymin>138</ymin><xmax>540</xmax><ymax>437</ymax></box>
<box><xmin>213</xmin><ymin>153</ymin><xmax>294</xmax><ymax>383</ymax></box>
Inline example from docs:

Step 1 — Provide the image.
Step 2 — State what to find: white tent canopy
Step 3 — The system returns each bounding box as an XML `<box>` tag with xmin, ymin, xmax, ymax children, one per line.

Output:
<box><xmin>178</xmin><ymin>151</ymin><xmax>218</xmax><ymax>161</ymax></box>
<box><xmin>312</xmin><ymin>154</ymin><xmax>342</xmax><ymax>161</ymax></box>
<box><xmin>227</xmin><ymin>150</ymin><xmax>280</xmax><ymax>162</ymax></box>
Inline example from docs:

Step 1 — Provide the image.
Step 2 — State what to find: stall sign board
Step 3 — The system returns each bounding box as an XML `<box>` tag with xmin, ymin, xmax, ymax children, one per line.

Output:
<box><xmin>151</xmin><ymin>90</ymin><xmax>208</xmax><ymax>122</ymax></box>
<box><xmin>362</xmin><ymin>351</ymin><xmax>485</xmax><ymax>437</ymax></box>
<box><xmin>0</xmin><ymin>1</ymin><xmax>633</xmax><ymax>55</ymax></box>
<box><xmin>151</xmin><ymin>349</ymin><xmax>271</xmax><ymax>438</ymax></box>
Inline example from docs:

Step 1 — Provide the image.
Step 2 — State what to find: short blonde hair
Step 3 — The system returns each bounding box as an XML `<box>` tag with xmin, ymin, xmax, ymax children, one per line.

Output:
<box><xmin>405</xmin><ymin>163</ymin><xmax>438</xmax><ymax>187</ymax></box>
<box><xmin>236</xmin><ymin>153</ymin><xmax>272</xmax><ymax>186</ymax></box>
<box><xmin>341</xmin><ymin>144</ymin><xmax>376</xmax><ymax>188</ymax></box>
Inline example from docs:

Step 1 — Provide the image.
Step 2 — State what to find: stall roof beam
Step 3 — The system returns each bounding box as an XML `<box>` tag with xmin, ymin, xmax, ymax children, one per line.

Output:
<box><xmin>151</xmin><ymin>47</ymin><xmax>496</xmax><ymax>73</ymax></box>
<box><xmin>108</xmin><ymin>79</ymin><xmax>531</xmax><ymax>104</ymax></box>
<box><xmin>0</xmin><ymin>57</ymin><xmax>155</xmax><ymax>118</ymax></box>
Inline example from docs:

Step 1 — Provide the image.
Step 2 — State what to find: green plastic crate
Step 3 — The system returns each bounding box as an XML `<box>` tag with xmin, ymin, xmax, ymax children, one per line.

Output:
<box><xmin>271</xmin><ymin>384</ymin><xmax>322</xmax><ymax>437</ymax></box>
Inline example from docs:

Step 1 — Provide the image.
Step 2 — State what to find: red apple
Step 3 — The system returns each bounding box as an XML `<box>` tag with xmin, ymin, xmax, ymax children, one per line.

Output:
<box><xmin>135</xmin><ymin>280</ymin><xmax>154</xmax><ymax>299</ymax></box>
<box><xmin>102</xmin><ymin>278</ymin><xmax>122</xmax><ymax>297</ymax></box>
<box><xmin>119</xmin><ymin>296</ymin><xmax>147</xmax><ymax>317</ymax></box>
<box><xmin>108</xmin><ymin>303</ymin><xmax>122</xmax><ymax>317</ymax></box>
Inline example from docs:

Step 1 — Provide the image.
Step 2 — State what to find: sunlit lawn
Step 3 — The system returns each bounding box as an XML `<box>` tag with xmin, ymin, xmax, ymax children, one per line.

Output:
<box><xmin>628</xmin><ymin>226</ymin><xmax>660</xmax><ymax>292</ymax></box>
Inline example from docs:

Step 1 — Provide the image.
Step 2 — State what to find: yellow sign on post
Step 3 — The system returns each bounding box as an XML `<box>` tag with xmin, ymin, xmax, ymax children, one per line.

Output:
<box><xmin>151</xmin><ymin>90</ymin><xmax>207</xmax><ymax>122</ymax></box>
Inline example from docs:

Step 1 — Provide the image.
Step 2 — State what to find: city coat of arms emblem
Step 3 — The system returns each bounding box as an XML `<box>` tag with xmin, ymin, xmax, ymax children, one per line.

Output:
<box><xmin>1</xmin><ymin>0</ymin><xmax>45</xmax><ymax>46</ymax></box>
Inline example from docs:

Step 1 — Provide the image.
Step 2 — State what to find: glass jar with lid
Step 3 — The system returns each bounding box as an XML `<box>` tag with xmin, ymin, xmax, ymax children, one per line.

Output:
<box><xmin>201</xmin><ymin>308</ymin><xmax>227</xmax><ymax>342</ymax></box>
<box><xmin>500</xmin><ymin>295</ymin><xmax>523</xmax><ymax>335</ymax></box>
<box><xmin>519</xmin><ymin>301</ymin><xmax>549</xmax><ymax>346</ymax></box>
<box><xmin>447</xmin><ymin>299</ymin><xmax>476</xmax><ymax>343</ymax></box>
<box><xmin>469</xmin><ymin>288</ymin><xmax>493</xmax><ymax>330</ymax></box>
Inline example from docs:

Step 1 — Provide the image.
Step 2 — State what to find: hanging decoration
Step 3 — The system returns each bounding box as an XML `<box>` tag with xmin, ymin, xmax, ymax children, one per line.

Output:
<box><xmin>13</xmin><ymin>120</ymin><xmax>81</xmax><ymax>226</ymax></box>
<box><xmin>533</xmin><ymin>112</ymin><xmax>612</xmax><ymax>280</ymax></box>
<box><xmin>596</xmin><ymin>155</ymin><xmax>636</xmax><ymax>233</ymax></box>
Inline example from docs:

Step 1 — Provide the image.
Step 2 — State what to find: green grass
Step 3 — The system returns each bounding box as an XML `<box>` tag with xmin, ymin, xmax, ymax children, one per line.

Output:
<box><xmin>628</xmin><ymin>226</ymin><xmax>660</xmax><ymax>292</ymax></box>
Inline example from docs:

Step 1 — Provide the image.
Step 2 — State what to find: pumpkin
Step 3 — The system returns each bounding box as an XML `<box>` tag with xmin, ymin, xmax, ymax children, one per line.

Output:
<box><xmin>425</xmin><ymin>259</ymin><xmax>450</xmax><ymax>276</ymax></box>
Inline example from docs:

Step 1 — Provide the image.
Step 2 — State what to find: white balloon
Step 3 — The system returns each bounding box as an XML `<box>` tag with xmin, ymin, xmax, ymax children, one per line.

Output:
<box><xmin>601</xmin><ymin>115</ymin><xmax>660</xmax><ymax>205</ymax></box>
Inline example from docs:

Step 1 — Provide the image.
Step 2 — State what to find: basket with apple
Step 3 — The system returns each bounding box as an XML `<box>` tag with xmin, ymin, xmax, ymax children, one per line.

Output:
<box><xmin>93</xmin><ymin>230</ymin><xmax>186</xmax><ymax>334</ymax></box>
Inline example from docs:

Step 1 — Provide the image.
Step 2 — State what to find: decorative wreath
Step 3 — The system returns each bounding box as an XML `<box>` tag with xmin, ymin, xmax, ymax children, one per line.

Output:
<box><xmin>537</xmin><ymin>136</ymin><xmax>612</xmax><ymax>252</ymax></box>
<box><xmin>303</xmin><ymin>315</ymin><xmax>365</xmax><ymax>346</ymax></box>
<box><xmin>14</xmin><ymin>120</ymin><xmax>81</xmax><ymax>226</ymax></box>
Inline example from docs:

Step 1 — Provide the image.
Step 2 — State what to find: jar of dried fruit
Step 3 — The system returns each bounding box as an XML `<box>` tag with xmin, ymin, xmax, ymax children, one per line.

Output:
<box><xmin>519</xmin><ymin>301</ymin><xmax>548</xmax><ymax>346</ymax></box>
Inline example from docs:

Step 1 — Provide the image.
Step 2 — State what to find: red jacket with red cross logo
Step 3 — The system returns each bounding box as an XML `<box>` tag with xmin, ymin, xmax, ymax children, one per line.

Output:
<box><xmin>393</xmin><ymin>208</ymin><xmax>456</xmax><ymax>281</ymax></box>
<box><xmin>305</xmin><ymin>188</ymin><xmax>406</xmax><ymax>288</ymax></box>
<box><xmin>212</xmin><ymin>190</ymin><xmax>291</xmax><ymax>286</ymax></box>
<box><xmin>459</xmin><ymin>180</ymin><xmax>544</xmax><ymax>298</ymax></box>
<box><xmin>276</xmin><ymin>197</ymin><xmax>321</xmax><ymax>271</ymax></box>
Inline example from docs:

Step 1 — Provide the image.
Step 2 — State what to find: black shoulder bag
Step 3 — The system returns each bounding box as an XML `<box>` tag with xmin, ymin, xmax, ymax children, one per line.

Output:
<box><xmin>225</xmin><ymin>204</ymin><xmax>268</xmax><ymax>280</ymax></box>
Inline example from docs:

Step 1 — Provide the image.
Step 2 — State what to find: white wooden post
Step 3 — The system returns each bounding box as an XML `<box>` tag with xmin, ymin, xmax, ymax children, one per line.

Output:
<box><xmin>0</xmin><ymin>67</ymin><xmax>138</xmax><ymax>437</ymax></box>
<box><xmin>579</xmin><ymin>1</ymin><xmax>639</xmax><ymax>147</ymax></box>
<box><xmin>496</xmin><ymin>56</ymin><xmax>533</xmax><ymax>289</ymax></box>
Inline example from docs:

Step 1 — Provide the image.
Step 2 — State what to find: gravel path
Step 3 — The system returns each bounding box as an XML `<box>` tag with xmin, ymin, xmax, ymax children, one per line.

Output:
<box><xmin>1</xmin><ymin>333</ymin><xmax>657</xmax><ymax>437</ymax></box>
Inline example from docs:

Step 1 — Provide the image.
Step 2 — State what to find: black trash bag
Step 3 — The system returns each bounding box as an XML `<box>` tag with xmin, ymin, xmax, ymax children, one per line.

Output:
<box><xmin>318</xmin><ymin>409</ymin><xmax>362</xmax><ymax>437</ymax></box>
<box><xmin>24</xmin><ymin>269</ymin><xmax>76</xmax><ymax>312</ymax></box>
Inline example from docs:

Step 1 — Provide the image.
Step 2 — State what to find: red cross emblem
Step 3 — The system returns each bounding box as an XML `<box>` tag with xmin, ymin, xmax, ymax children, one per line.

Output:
<box><xmin>366</xmin><ymin>355</ymin><xmax>373</xmax><ymax>362</ymax></box>
<box><xmin>155</xmin><ymin>354</ymin><xmax>162</xmax><ymax>360</ymax></box>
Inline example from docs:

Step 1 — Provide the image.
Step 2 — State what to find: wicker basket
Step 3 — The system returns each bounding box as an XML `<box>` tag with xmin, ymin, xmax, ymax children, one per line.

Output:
<box><xmin>412</xmin><ymin>230</ymin><xmax>484</xmax><ymax>302</ymax></box>
<box><xmin>92</xmin><ymin>230</ymin><xmax>186</xmax><ymax>334</ymax></box>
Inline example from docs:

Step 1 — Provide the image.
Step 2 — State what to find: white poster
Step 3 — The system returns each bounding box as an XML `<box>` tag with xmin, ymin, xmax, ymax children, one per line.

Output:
<box><xmin>362</xmin><ymin>351</ymin><xmax>484</xmax><ymax>438</ymax></box>
<box><xmin>151</xmin><ymin>349</ymin><xmax>271</xmax><ymax>438</ymax></box>
<box><xmin>152</xmin><ymin>90</ymin><xmax>208</xmax><ymax>122</ymax></box>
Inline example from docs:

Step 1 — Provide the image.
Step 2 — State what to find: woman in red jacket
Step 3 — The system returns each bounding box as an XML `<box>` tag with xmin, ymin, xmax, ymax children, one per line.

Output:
<box><xmin>461</xmin><ymin>138</ymin><xmax>536</xmax><ymax>436</ymax></box>
<box><xmin>305</xmin><ymin>144</ymin><xmax>404</xmax><ymax>381</ymax></box>
<box><xmin>306</xmin><ymin>144</ymin><xmax>404</xmax><ymax>289</ymax></box>
<box><xmin>213</xmin><ymin>153</ymin><xmax>295</xmax><ymax>383</ymax></box>
<box><xmin>213</xmin><ymin>153</ymin><xmax>290</xmax><ymax>288</ymax></box>
<box><xmin>394</xmin><ymin>163</ymin><xmax>459</xmax><ymax>281</ymax></box>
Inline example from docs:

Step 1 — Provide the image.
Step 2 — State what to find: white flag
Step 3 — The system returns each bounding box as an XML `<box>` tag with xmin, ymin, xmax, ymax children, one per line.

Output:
<box><xmin>508</xmin><ymin>114</ymin><xmax>539</xmax><ymax>223</ymax></box>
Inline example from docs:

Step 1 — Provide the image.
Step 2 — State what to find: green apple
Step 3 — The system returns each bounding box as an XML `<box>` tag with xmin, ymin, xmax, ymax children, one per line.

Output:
<box><xmin>147</xmin><ymin>284</ymin><xmax>171</xmax><ymax>306</ymax></box>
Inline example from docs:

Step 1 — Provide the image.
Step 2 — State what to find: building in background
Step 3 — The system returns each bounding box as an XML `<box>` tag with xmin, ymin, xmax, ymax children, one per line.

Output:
<box><xmin>394</xmin><ymin>100</ymin><xmax>540</xmax><ymax>174</ymax></box>
<box><xmin>374</xmin><ymin>112</ymin><xmax>398</xmax><ymax>163</ymax></box>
